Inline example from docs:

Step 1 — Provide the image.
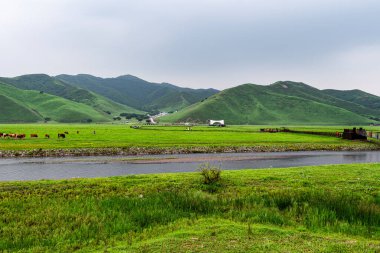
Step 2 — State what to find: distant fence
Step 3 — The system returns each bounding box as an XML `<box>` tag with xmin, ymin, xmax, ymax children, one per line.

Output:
<box><xmin>259</xmin><ymin>128</ymin><xmax>342</xmax><ymax>137</ymax></box>
<box><xmin>285</xmin><ymin>129</ymin><xmax>342</xmax><ymax>138</ymax></box>
<box><xmin>286</xmin><ymin>130</ymin><xmax>380</xmax><ymax>140</ymax></box>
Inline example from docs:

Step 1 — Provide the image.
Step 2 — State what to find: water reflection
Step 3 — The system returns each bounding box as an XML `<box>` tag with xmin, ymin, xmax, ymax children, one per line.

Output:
<box><xmin>0</xmin><ymin>151</ymin><xmax>379</xmax><ymax>181</ymax></box>
<box><xmin>343</xmin><ymin>153</ymin><xmax>368</xmax><ymax>162</ymax></box>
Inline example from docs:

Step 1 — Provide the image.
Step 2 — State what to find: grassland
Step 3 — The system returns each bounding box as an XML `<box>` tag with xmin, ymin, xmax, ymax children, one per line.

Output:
<box><xmin>0</xmin><ymin>163</ymin><xmax>379</xmax><ymax>252</ymax></box>
<box><xmin>0</xmin><ymin>124</ymin><xmax>379</xmax><ymax>156</ymax></box>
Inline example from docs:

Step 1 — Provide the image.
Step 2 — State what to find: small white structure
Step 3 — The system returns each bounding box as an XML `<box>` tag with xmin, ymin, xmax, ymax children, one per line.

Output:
<box><xmin>208</xmin><ymin>120</ymin><xmax>225</xmax><ymax>127</ymax></box>
<box><xmin>154</xmin><ymin>112</ymin><xmax>169</xmax><ymax>117</ymax></box>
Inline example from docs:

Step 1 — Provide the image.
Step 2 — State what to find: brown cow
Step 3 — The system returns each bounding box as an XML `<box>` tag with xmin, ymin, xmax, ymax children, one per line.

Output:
<box><xmin>9</xmin><ymin>134</ymin><xmax>16</xmax><ymax>138</ymax></box>
<box><xmin>0</xmin><ymin>133</ymin><xmax>3</xmax><ymax>138</ymax></box>
<box><xmin>16</xmin><ymin>134</ymin><xmax>25</xmax><ymax>139</ymax></box>
<box><xmin>64</xmin><ymin>131</ymin><xmax>69</xmax><ymax>134</ymax></box>
<box><xmin>30</xmin><ymin>134</ymin><xmax>38</xmax><ymax>138</ymax></box>
<box><xmin>45</xmin><ymin>134</ymin><xmax>50</xmax><ymax>139</ymax></box>
<box><xmin>58</xmin><ymin>133</ymin><xmax>66</xmax><ymax>139</ymax></box>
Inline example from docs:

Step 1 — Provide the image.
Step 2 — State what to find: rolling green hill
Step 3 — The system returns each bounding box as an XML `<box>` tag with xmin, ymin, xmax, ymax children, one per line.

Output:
<box><xmin>56</xmin><ymin>74</ymin><xmax>219</xmax><ymax>112</ymax></box>
<box><xmin>2</xmin><ymin>74</ymin><xmax>379</xmax><ymax>125</ymax></box>
<box><xmin>0</xmin><ymin>82</ymin><xmax>112</xmax><ymax>123</ymax></box>
<box><xmin>0</xmin><ymin>73</ymin><xmax>216</xmax><ymax>123</ymax></box>
<box><xmin>0</xmin><ymin>94</ymin><xmax>42</xmax><ymax>123</ymax></box>
<box><xmin>0</xmin><ymin>74</ymin><xmax>142</xmax><ymax>117</ymax></box>
<box><xmin>161</xmin><ymin>82</ymin><xmax>377</xmax><ymax>125</ymax></box>
<box><xmin>323</xmin><ymin>89</ymin><xmax>380</xmax><ymax>111</ymax></box>
<box><xmin>267</xmin><ymin>82</ymin><xmax>380</xmax><ymax>120</ymax></box>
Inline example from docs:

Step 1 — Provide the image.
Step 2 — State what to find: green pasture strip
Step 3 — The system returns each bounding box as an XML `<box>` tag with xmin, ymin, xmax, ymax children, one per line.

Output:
<box><xmin>0</xmin><ymin>124</ymin><xmax>378</xmax><ymax>151</ymax></box>
<box><xmin>0</xmin><ymin>163</ymin><xmax>379</xmax><ymax>252</ymax></box>
<box><xmin>105</xmin><ymin>218</ymin><xmax>379</xmax><ymax>253</ymax></box>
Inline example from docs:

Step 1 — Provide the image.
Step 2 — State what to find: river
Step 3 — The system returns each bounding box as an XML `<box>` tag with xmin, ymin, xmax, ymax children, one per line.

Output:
<box><xmin>0</xmin><ymin>151</ymin><xmax>380</xmax><ymax>181</ymax></box>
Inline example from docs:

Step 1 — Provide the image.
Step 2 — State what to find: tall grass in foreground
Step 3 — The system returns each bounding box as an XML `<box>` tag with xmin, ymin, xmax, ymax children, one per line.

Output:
<box><xmin>0</xmin><ymin>164</ymin><xmax>379</xmax><ymax>251</ymax></box>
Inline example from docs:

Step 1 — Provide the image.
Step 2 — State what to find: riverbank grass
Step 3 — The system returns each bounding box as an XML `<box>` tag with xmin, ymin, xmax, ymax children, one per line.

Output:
<box><xmin>0</xmin><ymin>163</ymin><xmax>379</xmax><ymax>252</ymax></box>
<box><xmin>108</xmin><ymin>218</ymin><xmax>378</xmax><ymax>253</ymax></box>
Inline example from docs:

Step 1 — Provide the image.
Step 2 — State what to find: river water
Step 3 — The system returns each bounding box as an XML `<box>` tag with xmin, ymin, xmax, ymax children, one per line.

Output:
<box><xmin>0</xmin><ymin>151</ymin><xmax>380</xmax><ymax>181</ymax></box>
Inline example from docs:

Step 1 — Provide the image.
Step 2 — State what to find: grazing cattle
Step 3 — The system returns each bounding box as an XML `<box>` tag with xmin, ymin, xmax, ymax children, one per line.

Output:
<box><xmin>58</xmin><ymin>133</ymin><xmax>66</xmax><ymax>139</ymax></box>
<box><xmin>0</xmin><ymin>133</ymin><xmax>3</xmax><ymax>138</ymax></box>
<box><xmin>16</xmin><ymin>134</ymin><xmax>25</xmax><ymax>139</ymax></box>
<box><xmin>30</xmin><ymin>134</ymin><xmax>38</xmax><ymax>138</ymax></box>
<box><xmin>9</xmin><ymin>134</ymin><xmax>16</xmax><ymax>138</ymax></box>
<box><xmin>45</xmin><ymin>134</ymin><xmax>50</xmax><ymax>139</ymax></box>
<box><xmin>76</xmin><ymin>131</ymin><xmax>79</xmax><ymax>134</ymax></box>
<box><xmin>3</xmin><ymin>133</ymin><xmax>9</xmax><ymax>138</ymax></box>
<box><xmin>64</xmin><ymin>131</ymin><xmax>69</xmax><ymax>134</ymax></box>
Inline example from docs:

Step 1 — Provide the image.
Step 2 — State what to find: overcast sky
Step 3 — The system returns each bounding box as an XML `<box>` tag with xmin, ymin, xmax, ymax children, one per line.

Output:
<box><xmin>1</xmin><ymin>0</ymin><xmax>380</xmax><ymax>94</ymax></box>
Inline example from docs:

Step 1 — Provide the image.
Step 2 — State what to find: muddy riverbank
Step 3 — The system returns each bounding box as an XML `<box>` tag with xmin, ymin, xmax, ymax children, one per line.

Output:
<box><xmin>0</xmin><ymin>142</ymin><xmax>379</xmax><ymax>158</ymax></box>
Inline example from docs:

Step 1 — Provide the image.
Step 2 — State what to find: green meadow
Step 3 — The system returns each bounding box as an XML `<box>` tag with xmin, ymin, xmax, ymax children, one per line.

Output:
<box><xmin>0</xmin><ymin>124</ymin><xmax>378</xmax><ymax>151</ymax></box>
<box><xmin>0</xmin><ymin>164</ymin><xmax>379</xmax><ymax>252</ymax></box>
<box><xmin>0</xmin><ymin>124</ymin><xmax>379</xmax><ymax>252</ymax></box>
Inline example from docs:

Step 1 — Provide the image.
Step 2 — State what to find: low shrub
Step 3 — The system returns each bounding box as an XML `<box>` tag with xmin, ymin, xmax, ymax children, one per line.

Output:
<box><xmin>198</xmin><ymin>163</ymin><xmax>222</xmax><ymax>185</ymax></box>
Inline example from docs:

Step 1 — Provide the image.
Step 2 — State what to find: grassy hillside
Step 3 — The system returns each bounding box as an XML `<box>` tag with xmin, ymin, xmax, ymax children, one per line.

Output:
<box><xmin>1</xmin><ymin>164</ymin><xmax>379</xmax><ymax>252</ymax></box>
<box><xmin>162</xmin><ymin>83</ymin><xmax>376</xmax><ymax>125</ymax></box>
<box><xmin>268</xmin><ymin>82</ymin><xmax>380</xmax><ymax>119</ymax></box>
<box><xmin>324</xmin><ymin>89</ymin><xmax>380</xmax><ymax>111</ymax></box>
<box><xmin>0</xmin><ymin>74</ymin><xmax>93</xmax><ymax>101</ymax></box>
<box><xmin>87</xmin><ymin>93</ymin><xmax>143</xmax><ymax>116</ymax></box>
<box><xmin>0</xmin><ymin>74</ymin><xmax>142</xmax><ymax>116</ymax></box>
<box><xmin>0</xmin><ymin>82</ymin><xmax>111</xmax><ymax>123</ymax></box>
<box><xmin>56</xmin><ymin>74</ymin><xmax>218</xmax><ymax>112</ymax></box>
<box><xmin>0</xmin><ymin>95</ymin><xmax>42</xmax><ymax>123</ymax></box>
<box><xmin>2</xmin><ymin>74</ymin><xmax>380</xmax><ymax>124</ymax></box>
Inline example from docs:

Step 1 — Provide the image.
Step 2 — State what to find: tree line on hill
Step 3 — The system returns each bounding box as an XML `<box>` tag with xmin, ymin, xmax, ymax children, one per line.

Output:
<box><xmin>118</xmin><ymin>113</ymin><xmax>150</xmax><ymax>121</ymax></box>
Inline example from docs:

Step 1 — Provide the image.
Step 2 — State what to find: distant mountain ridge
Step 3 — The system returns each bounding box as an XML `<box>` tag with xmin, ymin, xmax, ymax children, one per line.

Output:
<box><xmin>161</xmin><ymin>81</ymin><xmax>380</xmax><ymax>125</ymax></box>
<box><xmin>0</xmin><ymin>74</ymin><xmax>218</xmax><ymax>123</ymax></box>
<box><xmin>0</xmin><ymin>74</ymin><xmax>379</xmax><ymax>124</ymax></box>
<box><xmin>56</xmin><ymin>74</ymin><xmax>219</xmax><ymax>112</ymax></box>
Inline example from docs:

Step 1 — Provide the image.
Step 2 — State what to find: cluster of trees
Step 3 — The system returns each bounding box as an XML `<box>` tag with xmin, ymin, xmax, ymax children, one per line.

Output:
<box><xmin>369</xmin><ymin>116</ymin><xmax>380</xmax><ymax>121</ymax></box>
<box><xmin>119</xmin><ymin>113</ymin><xmax>150</xmax><ymax>121</ymax></box>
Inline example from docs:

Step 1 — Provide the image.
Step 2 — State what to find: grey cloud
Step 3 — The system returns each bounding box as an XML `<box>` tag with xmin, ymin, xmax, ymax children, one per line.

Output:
<box><xmin>0</xmin><ymin>0</ymin><xmax>380</xmax><ymax>94</ymax></box>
